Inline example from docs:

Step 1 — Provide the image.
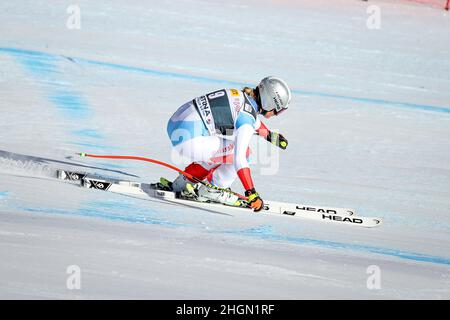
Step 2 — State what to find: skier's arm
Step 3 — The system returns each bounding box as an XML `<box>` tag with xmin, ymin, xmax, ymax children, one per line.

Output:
<box><xmin>256</xmin><ymin>120</ymin><xmax>288</xmax><ymax>150</ymax></box>
<box><xmin>235</xmin><ymin>124</ymin><xmax>255</xmax><ymax>190</ymax></box>
<box><xmin>234</xmin><ymin>113</ymin><xmax>264</xmax><ymax>211</ymax></box>
<box><xmin>255</xmin><ymin>120</ymin><xmax>270</xmax><ymax>139</ymax></box>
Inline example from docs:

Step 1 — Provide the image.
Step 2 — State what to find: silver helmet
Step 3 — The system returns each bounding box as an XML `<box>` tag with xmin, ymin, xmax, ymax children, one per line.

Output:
<box><xmin>258</xmin><ymin>76</ymin><xmax>291</xmax><ymax>114</ymax></box>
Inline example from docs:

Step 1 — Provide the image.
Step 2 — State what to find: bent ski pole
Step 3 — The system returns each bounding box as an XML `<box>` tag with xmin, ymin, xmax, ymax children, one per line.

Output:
<box><xmin>77</xmin><ymin>152</ymin><xmax>248</xmax><ymax>201</ymax></box>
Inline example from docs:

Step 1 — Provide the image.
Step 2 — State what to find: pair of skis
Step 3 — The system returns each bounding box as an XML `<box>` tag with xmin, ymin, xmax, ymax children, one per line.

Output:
<box><xmin>56</xmin><ymin>169</ymin><xmax>383</xmax><ymax>228</ymax></box>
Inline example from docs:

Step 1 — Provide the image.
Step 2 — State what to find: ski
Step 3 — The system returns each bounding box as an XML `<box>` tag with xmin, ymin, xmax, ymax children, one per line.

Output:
<box><xmin>57</xmin><ymin>169</ymin><xmax>357</xmax><ymax>216</ymax></box>
<box><xmin>57</xmin><ymin>170</ymin><xmax>357</xmax><ymax>216</ymax></box>
<box><xmin>56</xmin><ymin>170</ymin><xmax>87</xmax><ymax>182</ymax></box>
<box><xmin>56</xmin><ymin>170</ymin><xmax>382</xmax><ymax>228</ymax></box>
<box><xmin>263</xmin><ymin>200</ymin><xmax>356</xmax><ymax>216</ymax></box>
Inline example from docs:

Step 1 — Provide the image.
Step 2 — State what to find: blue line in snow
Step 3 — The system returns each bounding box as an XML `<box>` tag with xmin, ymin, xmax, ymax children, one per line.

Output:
<box><xmin>49</xmin><ymin>90</ymin><xmax>90</xmax><ymax>119</ymax></box>
<box><xmin>79</xmin><ymin>58</ymin><xmax>246</xmax><ymax>87</ymax></box>
<box><xmin>0</xmin><ymin>47</ymin><xmax>54</xmax><ymax>58</ymax></box>
<box><xmin>15</xmin><ymin>200</ymin><xmax>450</xmax><ymax>267</ymax></box>
<box><xmin>77</xmin><ymin>58</ymin><xmax>450</xmax><ymax>115</ymax></box>
<box><xmin>92</xmin><ymin>162</ymin><xmax>128</xmax><ymax>169</ymax></box>
<box><xmin>0</xmin><ymin>191</ymin><xmax>9</xmax><ymax>199</ymax></box>
<box><xmin>20</xmin><ymin>201</ymin><xmax>184</xmax><ymax>228</ymax></box>
<box><xmin>70</xmin><ymin>141</ymin><xmax>109</xmax><ymax>149</ymax></box>
<box><xmin>1</xmin><ymin>47</ymin><xmax>449</xmax><ymax>115</ymax></box>
<box><xmin>76</xmin><ymin>58</ymin><xmax>450</xmax><ymax>114</ymax></box>
<box><xmin>2</xmin><ymin>47</ymin><xmax>91</xmax><ymax>119</ymax></box>
<box><xmin>71</xmin><ymin>129</ymin><xmax>104</xmax><ymax>139</ymax></box>
<box><xmin>221</xmin><ymin>225</ymin><xmax>450</xmax><ymax>266</ymax></box>
<box><xmin>294</xmin><ymin>90</ymin><xmax>450</xmax><ymax>114</ymax></box>
<box><xmin>0</xmin><ymin>47</ymin><xmax>116</xmax><ymax>152</ymax></box>
<box><xmin>8</xmin><ymin>48</ymin><xmax>60</xmax><ymax>77</ymax></box>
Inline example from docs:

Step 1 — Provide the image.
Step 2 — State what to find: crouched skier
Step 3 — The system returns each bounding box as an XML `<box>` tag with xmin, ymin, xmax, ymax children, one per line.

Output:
<box><xmin>165</xmin><ymin>76</ymin><xmax>291</xmax><ymax>211</ymax></box>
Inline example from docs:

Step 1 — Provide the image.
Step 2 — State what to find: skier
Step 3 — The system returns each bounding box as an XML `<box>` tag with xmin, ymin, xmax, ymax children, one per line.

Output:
<box><xmin>165</xmin><ymin>76</ymin><xmax>291</xmax><ymax>211</ymax></box>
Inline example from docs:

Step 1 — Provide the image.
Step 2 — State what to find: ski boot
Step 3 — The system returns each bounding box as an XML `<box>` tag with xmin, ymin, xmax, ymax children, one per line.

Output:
<box><xmin>170</xmin><ymin>174</ymin><xmax>194</xmax><ymax>197</ymax></box>
<box><xmin>195</xmin><ymin>184</ymin><xmax>242</xmax><ymax>206</ymax></box>
<box><xmin>170</xmin><ymin>174</ymin><xmax>243</xmax><ymax>206</ymax></box>
<box><xmin>150</xmin><ymin>177</ymin><xmax>173</xmax><ymax>191</ymax></box>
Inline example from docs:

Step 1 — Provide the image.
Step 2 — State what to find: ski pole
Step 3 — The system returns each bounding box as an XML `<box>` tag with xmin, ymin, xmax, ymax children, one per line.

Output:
<box><xmin>78</xmin><ymin>153</ymin><xmax>248</xmax><ymax>201</ymax></box>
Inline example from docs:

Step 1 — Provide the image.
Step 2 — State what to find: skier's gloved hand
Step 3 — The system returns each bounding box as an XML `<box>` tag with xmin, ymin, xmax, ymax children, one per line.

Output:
<box><xmin>245</xmin><ymin>188</ymin><xmax>264</xmax><ymax>212</ymax></box>
<box><xmin>266</xmin><ymin>131</ymin><xmax>288</xmax><ymax>150</ymax></box>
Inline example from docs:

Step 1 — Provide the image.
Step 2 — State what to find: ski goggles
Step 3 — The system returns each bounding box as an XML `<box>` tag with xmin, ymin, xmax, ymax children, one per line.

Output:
<box><xmin>261</xmin><ymin>106</ymin><xmax>287</xmax><ymax>116</ymax></box>
<box><xmin>273</xmin><ymin>107</ymin><xmax>287</xmax><ymax>116</ymax></box>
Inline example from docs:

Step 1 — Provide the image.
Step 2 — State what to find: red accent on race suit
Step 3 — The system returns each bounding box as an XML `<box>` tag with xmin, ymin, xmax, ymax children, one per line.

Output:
<box><xmin>237</xmin><ymin>167</ymin><xmax>254</xmax><ymax>191</ymax></box>
<box><xmin>256</xmin><ymin>121</ymin><xmax>270</xmax><ymax>139</ymax></box>
<box><xmin>184</xmin><ymin>162</ymin><xmax>211</xmax><ymax>181</ymax></box>
<box><xmin>209</xmin><ymin>147</ymin><xmax>251</xmax><ymax>165</ymax></box>
<box><xmin>206</xmin><ymin>170</ymin><xmax>214</xmax><ymax>183</ymax></box>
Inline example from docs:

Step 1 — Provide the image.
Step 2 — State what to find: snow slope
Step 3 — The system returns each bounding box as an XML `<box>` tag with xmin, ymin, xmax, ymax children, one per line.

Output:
<box><xmin>1</xmin><ymin>0</ymin><xmax>450</xmax><ymax>299</ymax></box>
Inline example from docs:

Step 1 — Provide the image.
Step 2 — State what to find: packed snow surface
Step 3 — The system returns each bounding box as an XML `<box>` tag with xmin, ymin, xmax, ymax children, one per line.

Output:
<box><xmin>1</xmin><ymin>0</ymin><xmax>450</xmax><ymax>299</ymax></box>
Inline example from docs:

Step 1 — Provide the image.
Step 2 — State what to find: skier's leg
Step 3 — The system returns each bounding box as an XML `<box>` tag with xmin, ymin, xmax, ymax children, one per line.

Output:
<box><xmin>206</xmin><ymin>139</ymin><xmax>251</xmax><ymax>188</ymax></box>
<box><xmin>170</xmin><ymin>135</ymin><xmax>249</xmax><ymax>206</ymax></box>
<box><xmin>173</xmin><ymin>135</ymin><xmax>221</xmax><ymax>165</ymax></box>
<box><xmin>208</xmin><ymin>164</ymin><xmax>237</xmax><ymax>189</ymax></box>
<box><xmin>194</xmin><ymin>140</ymin><xmax>251</xmax><ymax>206</ymax></box>
<box><xmin>170</xmin><ymin>135</ymin><xmax>221</xmax><ymax>192</ymax></box>
<box><xmin>171</xmin><ymin>161</ymin><xmax>219</xmax><ymax>192</ymax></box>
<box><xmin>194</xmin><ymin>163</ymin><xmax>241</xmax><ymax>205</ymax></box>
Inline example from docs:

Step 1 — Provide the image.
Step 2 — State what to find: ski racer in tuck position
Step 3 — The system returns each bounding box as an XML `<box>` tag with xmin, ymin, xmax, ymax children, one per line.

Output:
<box><xmin>165</xmin><ymin>76</ymin><xmax>291</xmax><ymax>212</ymax></box>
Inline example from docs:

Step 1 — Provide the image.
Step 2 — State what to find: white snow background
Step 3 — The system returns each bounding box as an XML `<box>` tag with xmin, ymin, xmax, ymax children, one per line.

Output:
<box><xmin>1</xmin><ymin>0</ymin><xmax>450</xmax><ymax>299</ymax></box>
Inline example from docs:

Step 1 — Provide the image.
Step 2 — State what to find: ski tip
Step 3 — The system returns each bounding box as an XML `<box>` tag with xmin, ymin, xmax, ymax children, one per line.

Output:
<box><xmin>374</xmin><ymin>218</ymin><xmax>383</xmax><ymax>225</ymax></box>
<box><xmin>78</xmin><ymin>152</ymin><xmax>87</xmax><ymax>157</ymax></box>
<box><xmin>364</xmin><ymin>218</ymin><xmax>383</xmax><ymax>227</ymax></box>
